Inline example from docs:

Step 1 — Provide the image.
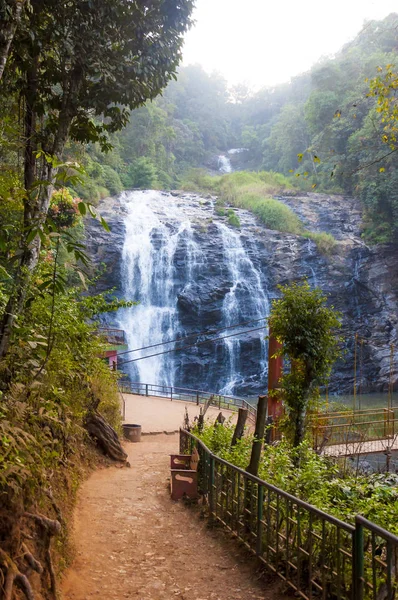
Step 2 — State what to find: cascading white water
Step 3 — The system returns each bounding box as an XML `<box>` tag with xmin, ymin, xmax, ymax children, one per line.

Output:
<box><xmin>218</xmin><ymin>154</ymin><xmax>232</xmax><ymax>173</ymax></box>
<box><xmin>118</xmin><ymin>191</ymin><xmax>184</xmax><ymax>385</ymax></box>
<box><xmin>217</xmin><ymin>223</ymin><xmax>269</xmax><ymax>394</ymax></box>
<box><xmin>116</xmin><ymin>189</ymin><xmax>271</xmax><ymax>395</ymax></box>
<box><xmin>306</xmin><ymin>238</ymin><xmax>319</xmax><ymax>287</ymax></box>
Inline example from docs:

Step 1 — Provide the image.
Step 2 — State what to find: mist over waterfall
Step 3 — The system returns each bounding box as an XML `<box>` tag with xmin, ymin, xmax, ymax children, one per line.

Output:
<box><xmin>116</xmin><ymin>189</ymin><xmax>270</xmax><ymax>395</ymax></box>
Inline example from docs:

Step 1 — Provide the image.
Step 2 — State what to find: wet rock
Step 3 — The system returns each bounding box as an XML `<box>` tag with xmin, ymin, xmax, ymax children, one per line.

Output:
<box><xmin>86</xmin><ymin>190</ymin><xmax>398</xmax><ymax>396</ymax></box>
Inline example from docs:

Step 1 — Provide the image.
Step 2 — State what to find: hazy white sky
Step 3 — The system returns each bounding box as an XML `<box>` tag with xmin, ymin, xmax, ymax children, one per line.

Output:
<box><xmin>182</xmin><ymin>1</ymin><xmax>398</xmax><ymax>88</ymax></box>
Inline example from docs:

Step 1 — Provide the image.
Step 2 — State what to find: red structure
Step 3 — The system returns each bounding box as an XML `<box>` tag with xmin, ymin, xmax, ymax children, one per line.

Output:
<box><xmin>267</xmin><ymin>327</ymin><xmax>284</xmax><ymax>422</ymax></box>
<box><xmin>96</xmin><ymin>328</ymin><xmax>127</xmax><ymax>369</ymax></box>
<box><xmin>103</xmin><ymin>349</ymin><xmax>118</xmax><ymax>368</ymax></box>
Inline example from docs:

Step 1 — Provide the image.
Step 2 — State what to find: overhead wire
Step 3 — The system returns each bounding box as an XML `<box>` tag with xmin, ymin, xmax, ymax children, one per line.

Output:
<box><xmin>118</xmin><ymin>325</ymin><xmax>267</xmax><ymax>365</ymax></box>
<box><xmin>116</xmin><ymin>316</ymin><xmax>269</xmax><ymax>356</ymax></box>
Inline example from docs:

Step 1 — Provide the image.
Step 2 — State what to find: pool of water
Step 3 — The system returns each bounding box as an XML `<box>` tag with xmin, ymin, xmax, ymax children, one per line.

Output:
<box><xmin>326</xmin><ymin>392</ymin><xmax>398</xmax><ymax>411</ymax></box>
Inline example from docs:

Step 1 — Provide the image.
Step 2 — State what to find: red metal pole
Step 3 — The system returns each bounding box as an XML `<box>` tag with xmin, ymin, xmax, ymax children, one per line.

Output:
<box><xmin>267</xmin><ymin>326</ymin><xmax>283</xmax><ymax>422</ymax></box>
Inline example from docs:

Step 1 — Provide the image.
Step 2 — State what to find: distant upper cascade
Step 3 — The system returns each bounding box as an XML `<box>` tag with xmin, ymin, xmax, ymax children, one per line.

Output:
<box><xmin>228</xmin><ymin>148</ymin><xmax>248</xmax><ymax>155</ymax></box>
<box><xmin>218</xmin><ymin>154</ymin><xmax>232</xmax><ymax>173</ymax></box>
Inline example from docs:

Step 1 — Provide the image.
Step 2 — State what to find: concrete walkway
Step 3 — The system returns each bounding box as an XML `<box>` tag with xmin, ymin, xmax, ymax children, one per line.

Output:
<box><xmin>324</xmin><ymin>435</ymin><xmax>398</xmax><ymax>457</ymax></box>
<box><xmin>122</xmin><ymin>393</ymin><xmax>237</xmax><ymax>434</ymax></box>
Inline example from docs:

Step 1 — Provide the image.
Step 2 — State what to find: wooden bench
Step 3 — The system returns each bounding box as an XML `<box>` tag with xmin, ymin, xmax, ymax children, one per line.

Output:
<box><xmin>170</xmin><ymin>447</ymin><xmax>199</xmax><ymax>500</ymax></box>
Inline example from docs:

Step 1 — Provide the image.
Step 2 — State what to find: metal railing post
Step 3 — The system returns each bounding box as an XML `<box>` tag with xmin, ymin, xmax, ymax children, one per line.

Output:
<box><xmin>196</xmin><ymin>391</ymin><xmax>199</xmax><ymax>406</ymax></box>
<box><xmin>171</xmin><ymin>387</ymin><xmax>173</xmax><ymax>401</ymax></box>
<box><xmin>209</xmin><ymin>455</ymin><xmax>215</xmax><ymax>516</ymax></box>
<box><xmin>256</xmin><ymin>484</ymin><xmax>264</xmax><ymax>556</ymax></box>
<box><xmin>353</xmin><ymin>517</ymin><xmax>364</xmax><ymax>600</ymax></box>
<box><xmin>145</xmin><ymin>383</ymin><xmax>148</xmax><ymax>397</ymax></box>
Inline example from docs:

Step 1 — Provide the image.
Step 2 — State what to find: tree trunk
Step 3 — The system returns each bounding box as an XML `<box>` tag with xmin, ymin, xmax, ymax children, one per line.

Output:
<box><xmin>0</xmin><ymin>79</ymin><xmax>78</xmax><ymax>360</ymax></box>
<box><xmin>293</xmin><ymin>405</ymin><xmax>306</xmax><ymax>448</ymax></box>
<box><xmin>0</xmin><ymin>0</ymin><xmax>26</xmax><ymax>81</ymax></box>
<box><xmin>84</xmin><ymin>411</ymin><xmax>128</xmax><ymax>462</ymax></box>
<box><xmin>246</xmin><ymin>395</ymin><xmax>267</xmax><ymax>477</ymax></box>
<box><xmin>231</xmin><ymin>408</ymin><xmax>247</xmax><ymax>448</ymax></box>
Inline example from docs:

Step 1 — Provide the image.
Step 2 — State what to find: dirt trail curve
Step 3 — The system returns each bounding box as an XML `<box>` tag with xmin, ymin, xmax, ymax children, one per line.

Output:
<box><xmin>62</xmin><ymin>434</ymin><xmax>288</xmax><ymax>600</ymax></box>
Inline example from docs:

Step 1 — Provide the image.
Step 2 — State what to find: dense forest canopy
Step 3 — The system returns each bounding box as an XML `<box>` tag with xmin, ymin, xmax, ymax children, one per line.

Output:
<box><xmin>76</xmin><ymin>12</ymin><xmax>398</xmax><ymax>243</ymax></box>
<box><xmin>0</xmin><ymin>2</ymin><xmax>194</xmax><ymax>595</ymax></box>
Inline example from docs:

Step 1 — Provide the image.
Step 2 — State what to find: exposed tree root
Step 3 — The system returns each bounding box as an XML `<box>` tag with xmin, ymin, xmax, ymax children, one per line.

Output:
<box><xmin>22</xmin><ymin>543</ymin><xmax>43</xmax><ymax>574</ymax></box>
<box><xmin>23</xmin><ymin>512</ymin><xmax>61</xmax><ymax>599</ymax></box>
<box><xmin>44</xmin><ymin>488</ymin><xmax>64</xmax><ymax>525</ymax></box>
<box><xmin>84</xmin><ymin>410</ymin><xmax>128</xmax><ymax>462</ymax></box>
<box><xmin>0</xmin><ymin>548</ymin><xmax>35</xmax><ymax>600</ymax></box>
<box><xmin>23</xmin><ymin>513</ymin><xmax>61</xmax><ymax>536</ymax></box>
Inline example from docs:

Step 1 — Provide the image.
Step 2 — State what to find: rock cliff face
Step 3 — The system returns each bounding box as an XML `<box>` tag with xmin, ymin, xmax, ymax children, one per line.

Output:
<box><xmin>85</xmin><ymin>190</ymin><xmax>398</xmax><ymax>396</ymax></box>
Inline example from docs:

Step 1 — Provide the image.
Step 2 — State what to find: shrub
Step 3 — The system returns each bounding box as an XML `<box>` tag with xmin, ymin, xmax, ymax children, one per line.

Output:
<box><xmin>227</xmin><ymin>209</ymin><xmax>240</xmax><ymax>227</ymax></box>
<box><xmin>242</xmin><ymin>196</ymin><xmax>303</xmax><ymax>234</ymax></box>
<box><xmin>49</xmin><ymin>188</ymin><xmax>80</xmax><ymax>229</ymax></box>
<box><xmin>130</xmin><ymin>157</ymin><xmax>158</xmax><ymax>189</ymax></box>
<box><xmin>269</xmin><ymin>281</ymin><xmax>341</xmax><ymax>447</ymax></box>
<box><xmin>102</xmin><ymin>165</ymin><xmax>123</xmax><ymax>195</ymax></box>
<box><xmin>194</xmin><ymin>421</ymin><xmax>398</xmax><ymax>535</ymax></box>
<box><xmin>180</xmin><ymin>168</ymin><xmax>221</xmax><ymax>192</ymax></box>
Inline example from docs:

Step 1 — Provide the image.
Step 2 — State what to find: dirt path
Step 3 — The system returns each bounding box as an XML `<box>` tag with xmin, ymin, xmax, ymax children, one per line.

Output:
<box><xmin>122</xmin><ymin>393</ymin><xmax>238</xmax><ymax>434</ymax></box>
<box><xmin>62</xmin><ymin>434</ymin><xmax>288</xmax><ymax>600</ymax></box>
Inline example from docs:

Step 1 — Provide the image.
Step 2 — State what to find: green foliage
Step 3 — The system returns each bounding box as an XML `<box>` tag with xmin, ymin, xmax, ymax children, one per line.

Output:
<box><xmin>227</xmin><ymin>209</ymin><xmax>240</xmax><ymax>228</ymax></box>
<box><xmin>101</xmin><ymin>166</ymin><xmax>123</xmax><ymax>196</ymax></box>
<box><xmin>194</xmin><ymin>421</ymin><xmax>398</xmax><ymax>535</ymax></box>
<box><xmin>181</xmin><ymin>168</ymin><xmax>221</xmax><ymax>193</ymax></box>
<box><xmin>129</xmin><ymin>157</ymin><xmax>159</xmax><ymax>189</ymax></box>
<box><xmin>304</xmin><ymin>231</ymin><xmax>338</xmax><ymax>256</ymax></box>
<box><xmin>181</xmin><ymin>169</ymin><xmax>338</xmax><ymax>253</ymax></box>
<box><xmin>269</xmin><ymin>281</ymin><xmax>342</xmax><ymax>446</ymax></box>
<box><xmin>238</xmin><ymin>196</ymin><xmax>303</xmax><ymax>234</ymax></box>
<box><xmin>0</xmin><ymin>275</ymin><xmax>129</xmax><ymax>501</ymax></box>
<box><xmin>49</xmin><ymin>188</ymin><xmax>80</xmax><ymax>229</ymax></box>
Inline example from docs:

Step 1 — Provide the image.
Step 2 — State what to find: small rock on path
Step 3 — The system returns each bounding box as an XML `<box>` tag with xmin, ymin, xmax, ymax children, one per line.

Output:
<box><xmin>61</xmin><ymin>434</ymin><xmax>288</xmax><ymax>600</ymax></box>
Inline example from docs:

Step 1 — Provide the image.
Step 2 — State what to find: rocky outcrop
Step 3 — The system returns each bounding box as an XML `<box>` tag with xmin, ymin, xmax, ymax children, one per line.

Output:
<box><xmin>86</xmin><ymin>190</ymin><xmax>398</xmax><ymax>396</ymax></box>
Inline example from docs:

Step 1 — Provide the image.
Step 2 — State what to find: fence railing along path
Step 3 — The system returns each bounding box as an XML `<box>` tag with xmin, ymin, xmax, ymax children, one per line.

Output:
<box><xmin>119</xmin><ymin>380</ymin><xmax>257</xmax><ymax>424</ymax></box>
<box><xmin>311</xmin><ymin>406</ymin><xmax>398</xmax><ymax>456</ymax></box>
<box><xmin>180</xmin><ymin>428</ymin><xmax>398</xmax><ymax>600</ymax></box>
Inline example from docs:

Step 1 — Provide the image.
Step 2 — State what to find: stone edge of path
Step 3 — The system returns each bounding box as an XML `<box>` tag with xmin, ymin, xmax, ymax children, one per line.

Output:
<box><xmin>141</xmin><ymin>430</ymin><xmax>180</xmax><ymax>436</ymax></box>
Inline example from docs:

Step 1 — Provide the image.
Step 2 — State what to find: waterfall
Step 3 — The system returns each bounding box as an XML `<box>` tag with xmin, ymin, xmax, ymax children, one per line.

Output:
<box><xmin>218</xmin><ymin>154</ymin><xmax>232</xmax><ymax>173</ymax></box>
<box><xmin>118</xmin><ymin>190</ymin><xmax>184</xmax><ymax>386</ymax></box>
<box><xmin>116</xmin><ymin>189</ymin><xmax>271</xmax><ymax>396</ymax></box>
<box><xmin>217</xmin><ymin>223</ymin><xmax>269</xmax><ymax>394</ymax></box>
<box><xmin>305</xmin><ymin>238</ymin><xmax>319</xmax><ymax>287</ymax></box>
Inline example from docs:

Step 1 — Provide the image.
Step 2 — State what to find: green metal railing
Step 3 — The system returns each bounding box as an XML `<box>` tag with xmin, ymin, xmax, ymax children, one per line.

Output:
<box><xmin>180</xmin><ymin>429</ymin><xmax>398</xmax><ymax>600</ymax></box>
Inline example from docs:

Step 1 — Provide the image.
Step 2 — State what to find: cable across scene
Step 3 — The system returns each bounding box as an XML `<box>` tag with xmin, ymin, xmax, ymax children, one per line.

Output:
<box><xmin>116</xmin><ymin>316</ymin><xmax>269</xmax><ymax>356</ymax></box>
<box><xmin>118</xmin><ymin>325</ymin><xmax>267</xmax><ymax>365</ymax></box>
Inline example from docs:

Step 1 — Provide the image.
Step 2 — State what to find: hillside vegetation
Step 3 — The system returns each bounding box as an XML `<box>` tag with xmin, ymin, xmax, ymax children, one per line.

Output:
<box><xmin>0</xmin><ymin>0</ymin><xmax>193</xmax><ymax>596</ymax></box>
<box><xmin>76</xmin><ymin>13</ymin><xmax>398</xmax><ymax>244</ymax></box>
<box><xmin>182</xmin><ymin>170</ymin><xmax>337</xmax><ymax>254</ymax></box>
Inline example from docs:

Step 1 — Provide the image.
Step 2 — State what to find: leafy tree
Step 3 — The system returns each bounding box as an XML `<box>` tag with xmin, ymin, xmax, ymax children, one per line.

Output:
<box><xmin>0</xmin><ymin>0</ymin><xmax>194</xmax><ymax>359</ymax></box>
<box><xmin>269</xmin><ymin>281</ymin><xmax>341</xmax><ymax>447</ymax></box>
<box><xmin>131</xmin><ymin>157</ymin><xmax>158</xmax><ymax>189</ymax></box>
<box><xmin>0</xmin><ymin>0</ymin><xmax>27</xmax><ymax>80</ymax></box>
